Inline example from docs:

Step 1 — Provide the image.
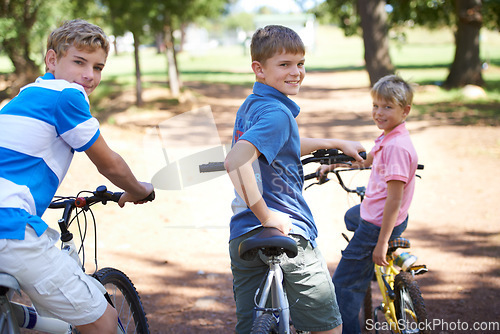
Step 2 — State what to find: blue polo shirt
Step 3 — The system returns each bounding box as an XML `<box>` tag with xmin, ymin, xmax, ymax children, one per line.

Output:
<box><xmin>0</xmin><ymin>73</ymin><xmax>100</xmax><ymax>240</ymax></box>
<box><xmin>229</xmin><ymin>82</ymin><xmax>317</xmax><ymax>246</ymax></box>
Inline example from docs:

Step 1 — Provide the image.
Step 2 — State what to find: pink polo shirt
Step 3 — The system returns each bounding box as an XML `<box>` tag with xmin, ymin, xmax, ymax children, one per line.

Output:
<box><xmin>360</xmin><ymin>122</ymin><xmax>418</xmax><ymax>227</ymax></box>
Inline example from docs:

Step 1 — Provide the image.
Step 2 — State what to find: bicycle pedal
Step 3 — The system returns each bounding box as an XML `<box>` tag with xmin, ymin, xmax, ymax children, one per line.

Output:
<box><xmin>409</xmin><ymin>264</ymin><xmax>428</xmax><ymax>275</ymax></box>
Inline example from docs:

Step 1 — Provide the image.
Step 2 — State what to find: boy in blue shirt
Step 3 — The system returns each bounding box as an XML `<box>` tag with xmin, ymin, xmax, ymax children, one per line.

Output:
<box><xmin>0</xmin><ymin>20</ymin><xmax>153</xmax><ymax>333</ymax></box>
<box><xmin>225</xmin><ymin>25</ymin><xmax>365</xmax><ymax>334</ymax></box>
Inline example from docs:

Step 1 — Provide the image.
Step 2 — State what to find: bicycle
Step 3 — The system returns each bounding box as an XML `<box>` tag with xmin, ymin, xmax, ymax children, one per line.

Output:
<box><xmin>0</xmin><ymin>185</ymin><xmax>154</xmax><ymax>334</ymax></box>
<box><xmin>303</xmin><ymin>152</ymin><xmax>429</xmax><ymax>334</ymax></box>
<box><xmin>199</xmin><ymin>149</ymin><xmax>364</xmax><ymax>334</ymax></box>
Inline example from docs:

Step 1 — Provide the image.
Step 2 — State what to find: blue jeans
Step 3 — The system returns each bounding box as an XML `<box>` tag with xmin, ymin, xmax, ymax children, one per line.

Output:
<box><xmin>332</xmin><ymin>204</ymin><xmax>408</xmax><ymax>334</ymax></box>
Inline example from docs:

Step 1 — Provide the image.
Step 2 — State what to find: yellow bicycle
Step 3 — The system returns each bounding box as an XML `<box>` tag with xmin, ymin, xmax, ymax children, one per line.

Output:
<box><xmin>304</xmin><ymin>151</ymin><xmax>429</xmax><ymax>334</ymax></box>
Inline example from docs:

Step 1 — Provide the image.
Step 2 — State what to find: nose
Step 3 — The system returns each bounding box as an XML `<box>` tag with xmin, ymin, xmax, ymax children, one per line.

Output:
<box><xmin>82</xmin><ymin>66</ymin><xmax>94</xmax><ymax>81</ymax></box>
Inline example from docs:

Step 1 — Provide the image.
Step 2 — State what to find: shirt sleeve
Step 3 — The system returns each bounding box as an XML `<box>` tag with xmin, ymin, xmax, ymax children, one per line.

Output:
<box><xmin>381</xmin><ymin>144</ymin><xmax>412</xmax><ymax>183</ymax></box>
<box><xmin>239</xmin><ymin>107</ymin><xmax>292</xmax><ymax>165</ymax></box>
<box><xmin>54</xmin><ymin>88</ymin><xmax>100</xmax><ymax>151</ymax></box>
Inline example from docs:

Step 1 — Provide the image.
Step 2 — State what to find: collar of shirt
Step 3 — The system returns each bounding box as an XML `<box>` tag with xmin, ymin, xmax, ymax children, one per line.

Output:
<box><xmin>372</xmin><ymin>122</ymin><xmax>409</xmax><ymax>154</ymax></box>
<box><xmin>252</xmin><ymin>82</ymin><xmax>300</xmax><ymax>118</ymax></box>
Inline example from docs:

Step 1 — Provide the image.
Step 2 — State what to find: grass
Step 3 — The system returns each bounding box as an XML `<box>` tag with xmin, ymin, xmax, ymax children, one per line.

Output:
<box><xmin>1</xmin><ymin>25</ymin><xmax>499</xmax><ymax>125</ymax></box>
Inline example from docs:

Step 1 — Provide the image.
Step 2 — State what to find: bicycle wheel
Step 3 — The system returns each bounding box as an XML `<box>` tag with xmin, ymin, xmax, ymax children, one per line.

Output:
<box><xmin>361</xmin><ymin>283</ymin><xmax>373</xmax><ymax>331</ymax></box>
<box><xmin>94</xmin><ymin>267</ymin><xmax>149</xmax><ymax>334</ymax></box>
<box><xmin>394</xmin><ymin>271</ymin><xmax>428</xmax><ymax>334</ymax></box>
<box><xmin>250</xmin><ymin>313</ymin><xmax>278</xmax><ymax>334</ymax></box>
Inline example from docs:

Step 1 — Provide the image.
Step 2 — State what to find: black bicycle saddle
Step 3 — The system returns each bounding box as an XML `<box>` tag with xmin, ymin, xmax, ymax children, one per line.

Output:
<box><xmin>238</xmin><ymin>227</ymin><xmax>298</xmax><ymax>261</ymax></box>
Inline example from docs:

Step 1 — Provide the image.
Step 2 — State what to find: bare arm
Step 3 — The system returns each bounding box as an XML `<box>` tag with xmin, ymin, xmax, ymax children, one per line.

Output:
<box><xmin>224</xmin><ymin>140</ymin><xmax>291</xmax><ymax>234</ymax></box>
<box><xmin>372</xmin><ymin>180</ymin><xmax>405</xmax><ymax>266</ymax></box>
<box><xmin>85</xmin><ymin>135</ymin><xmax>153</xmax><ymax>207</ymax></box>
<box><xmin>300</xmin><ymin>137</ymin><xmax>366</xmax><ymax>162</ymax></box>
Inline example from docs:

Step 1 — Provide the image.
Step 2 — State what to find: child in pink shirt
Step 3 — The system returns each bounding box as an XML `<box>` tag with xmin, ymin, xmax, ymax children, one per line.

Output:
<box><xmin>320</xmin><ymin>75</ymin><xmax>419</xmax><ymax>333</ymax></box>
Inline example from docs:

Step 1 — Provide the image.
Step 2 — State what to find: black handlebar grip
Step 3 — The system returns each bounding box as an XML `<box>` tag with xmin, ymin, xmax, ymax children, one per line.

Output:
<box><xmin>141</xmin><ymin>191</ymin><xmax>155</xmax><ymax>202</ymax></box>
<box><xmin>199</xmin><ymin>162</ymin><xmax>226</xmax><ymax>173</ymax></box>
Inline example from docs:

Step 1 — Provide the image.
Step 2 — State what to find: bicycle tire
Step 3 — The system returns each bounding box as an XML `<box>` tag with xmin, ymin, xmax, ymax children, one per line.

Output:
<box><xmin>94</xmin><ymin>267</ymin><xmax>150</xmax><ymax>334</ymax></box>
<box><xmin>250</xmin><ymin>313</ymin><xmax>278</xmax><ymax>334</ymax></box>
<box><xmin>394</xmin><ymin>271</ymin><xmax>429</xmax><ymax>334</ymax></box>
<box><xmin>361</xmin><ymin>283</ymin><xmax>373</xmax><ymax>330</ymax></box>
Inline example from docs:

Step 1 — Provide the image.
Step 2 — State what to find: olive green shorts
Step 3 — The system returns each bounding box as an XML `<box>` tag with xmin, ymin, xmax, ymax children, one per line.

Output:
<box><xmin>230</xmin><ymin>229</ymin><xmax>342</xmax><ymax>333</ymax></box>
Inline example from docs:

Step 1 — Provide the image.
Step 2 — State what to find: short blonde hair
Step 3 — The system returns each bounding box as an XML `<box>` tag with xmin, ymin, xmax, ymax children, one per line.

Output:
<box><xmin>250</xmin><ymin>25</ymin><xmax>305</xmax><ymax>64</ymax></box>
<box><xmin>371</xmin><ymin>75</ymin><xmax>414</xmax><ymax>107</ymax></box>
<box><xmin>47</xmin><ymin>19</ymin><xmax>110</xmax><ymax>61</ymax></box>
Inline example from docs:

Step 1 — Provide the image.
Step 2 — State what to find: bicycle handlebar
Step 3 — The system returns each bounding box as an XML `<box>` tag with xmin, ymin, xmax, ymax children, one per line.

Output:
<box><xmin>198</xmin><ymin>149</ymin><xmax>366</xmax><ymax>173</ymax></box>
<box><xmin>301</xmin><ymin>149</ymin><xmax>367</xmax><ymax>166</ymax></box>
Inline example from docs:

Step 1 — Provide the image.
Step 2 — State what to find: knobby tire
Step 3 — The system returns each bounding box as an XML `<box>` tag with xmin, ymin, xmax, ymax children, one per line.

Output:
<box><xmin>94</xmin><ymin>267</ymin><xmax>150</xmax><ymax>334</ymax></box>
<box><xmin>362</xmin><ymin>283</ymin><xmax>373</xmax><ymax>330</ymax></box>
<box><xmin>250</xmin><ymin>313</ymin><xmax>278</xmax><ymax>334</ymax></box>
<box><xmin>394</xmin><ymin>271</ymin><xmax>428</xmax><ymax>334</ymax></box>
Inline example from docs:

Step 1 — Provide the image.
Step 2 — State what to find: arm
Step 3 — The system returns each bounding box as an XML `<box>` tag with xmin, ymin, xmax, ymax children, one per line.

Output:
<box><xmin>224</xmin><ymin>140</ymin><xmax>291</xmax><ymax>235</ymax></box>
<box><xmin>300</xmin><ymin>137</ymin><xmax>366</xmax><ymax>162</ymax></box>
<box><xmin>372</xmin><ymin>180</ymin><xmax>405</xmax><ymax>266</ymax></box>
<box><xmin>85</xmin><ymin>135</ymin><xmax>153</xmax><ymax>207</ymax></box>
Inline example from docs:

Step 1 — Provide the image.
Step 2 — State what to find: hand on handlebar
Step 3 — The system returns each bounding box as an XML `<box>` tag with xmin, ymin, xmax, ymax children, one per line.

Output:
<box><xmin>338</xmin><ymin>140</ymin><xmax>366</xmax><ymax>163</ymax></box>
<box><xmin>118</xmin><ymin>182</ymin><xmax>155</xmax><ymax>207</ymax></box>
<box><xmin>262</xmin><ymin>211</ymin><xmax>292</xmax><ymax>235</ymax></box>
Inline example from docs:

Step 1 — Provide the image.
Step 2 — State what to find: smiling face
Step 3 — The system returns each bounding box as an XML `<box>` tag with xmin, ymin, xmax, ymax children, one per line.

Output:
<box><xmin>252</xmin><ymin>51</ymin><xmax>305</xmax><ymax>96</ymax></box>
<box><xmin>372</xmin><ymin>97</ymin><xmax>411</xmax><ymax>135</ymax></box>
<box><xmin>45</xmin><ymin>46</ymin><xmax>106</xmax><ymax>96</ymax></box>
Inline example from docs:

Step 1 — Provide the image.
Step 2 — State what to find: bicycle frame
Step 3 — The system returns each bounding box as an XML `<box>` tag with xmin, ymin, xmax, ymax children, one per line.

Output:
<box><xmin>374</xmin><ymin>260</ymin><xmax>400</xmax><ymax>333</ymax></box>
<box><xmin>254</xmin><ymin>257</ymin><xmax>291</xmax><ymax>334</ymax></box>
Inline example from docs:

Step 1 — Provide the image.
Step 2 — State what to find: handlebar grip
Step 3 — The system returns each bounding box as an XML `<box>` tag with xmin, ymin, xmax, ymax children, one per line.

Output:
<box><xmin>110</xmin><ymin>192</ymin><xmax>123</xmax><ymax>202</ymax></box>
<box><xmin>304</xmin><ymin>171</ymin><xmax>319</xmax><ymax>181</ymax></box>
<box><xmin>199</xmin><ymin>162</ymin><xmax>226</xmax><ymax>173</ymax></box>
<box><xmin>327</xmin><ymin>151</ymin><xmax>367</xmax><ymax>164</ymax></box>
<box><xmin>140</xmin><ymin>191</ymin><xmax>155</xmax><ymax>202</ymax></box>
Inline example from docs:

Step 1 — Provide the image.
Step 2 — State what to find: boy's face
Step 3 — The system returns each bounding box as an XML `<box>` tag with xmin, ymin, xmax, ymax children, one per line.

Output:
<box><xmin>252</xmin><ymin>51</ymin><xmax>305</xmax><ymax>96</ymax></box>
<box><xmin>46</xmin><ymin>46</ymin><xmax>106</xmax><ymax>96</ymax></box>
<box><xmin>372</xmin><ymin>97</ymin><xmax>410</xmax><ymax>135</ymax></box>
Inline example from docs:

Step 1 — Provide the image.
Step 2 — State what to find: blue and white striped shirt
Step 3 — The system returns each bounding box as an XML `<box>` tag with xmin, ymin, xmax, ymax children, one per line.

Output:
<box><xmin>0</xmin><ymin>73</ymin><xmax>100</xmax><ymax>239</ymax></box>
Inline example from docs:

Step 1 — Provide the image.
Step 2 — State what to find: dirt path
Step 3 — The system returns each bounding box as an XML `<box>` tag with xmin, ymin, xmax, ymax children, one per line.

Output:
<box><xmin>46</xmin><ymin>71</ymin><xmax>500</xmax><ymax>333</ymax></box>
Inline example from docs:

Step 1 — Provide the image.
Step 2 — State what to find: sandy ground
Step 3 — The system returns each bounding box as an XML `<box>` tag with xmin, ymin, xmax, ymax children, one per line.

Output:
<box><xmin>33</xmin><ymin>71</ymin><xmax>500</xmax><ymax>333</ymax></box>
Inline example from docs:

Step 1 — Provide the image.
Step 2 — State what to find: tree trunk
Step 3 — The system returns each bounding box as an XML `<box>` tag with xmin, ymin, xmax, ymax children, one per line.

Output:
<box><xmin>444</xmin><ymin>0</ymin><xmax>484</xmax><ymax>88</ymax></box>
<box><xmin>164</xmin><ymin>25</ymin><xmax>180</xmax><ymax>98</ymax></box>
<box><xmin>132</xmin><ymin>31</ymin><xmax>143</xmax><ymax>107</ymax></box>
<box><xmin>357</xmin><ymin>0</ymin><xmax>395</xmax><ymax>86</ymax></box>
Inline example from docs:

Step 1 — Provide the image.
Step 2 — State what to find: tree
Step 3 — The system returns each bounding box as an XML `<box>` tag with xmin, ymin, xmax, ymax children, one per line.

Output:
<box><xmin>0</xmin><ymin>0</ymin><xmax>43</xmax><ymax>96</ymax></box>
<box><xmin>323</xmin><ymin>0</ymin><xmax>395</xmax><ymax>86</ymax></box>
<box><xmin>444</xmin><ymin>0</ymin><xmax>484</xmax><ymax>88</ymax></box>
<box><xmin>358</xmin><ymin>0</ymin><xmax>395</xmax><ymax>86</ymax></box>
<box><xmin>150</xmin><ymin>0</ymin><xmax>230</xmax><ymax>98</ymax></box>
<box><xmin>101</xmin><ymin>0</ymin><xmax>152</xmax><ymax>106</ymax></box>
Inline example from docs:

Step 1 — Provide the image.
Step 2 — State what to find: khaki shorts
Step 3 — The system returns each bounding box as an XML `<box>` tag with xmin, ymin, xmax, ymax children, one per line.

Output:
<box><xmin>230</xmin><ymin>229</ymin><xmax>342</xmax><ymax>333</ymax></box>
<box><xmin>0</xmin><ymin>226</ymin><xmax>108</xmax><ymax>326</ymax></box>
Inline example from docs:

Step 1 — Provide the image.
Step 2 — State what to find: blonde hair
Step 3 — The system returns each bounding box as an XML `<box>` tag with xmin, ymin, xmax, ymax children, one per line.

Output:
<box><xmin>46</xmin><ymin>19</ymin><xmax>110</xmax><ymax>61</ymax></box>
<box><xmin>371</xmin><ymin>75</ymin><xmax>414</xmax><ymax>107</ymax></box>
<box><xmin>250</xmin><ymin>25</ymin><xmax>305</xmax><ymax>64</ymax></box>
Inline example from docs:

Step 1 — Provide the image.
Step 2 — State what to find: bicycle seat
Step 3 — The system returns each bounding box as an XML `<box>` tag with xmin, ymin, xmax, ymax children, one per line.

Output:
<box><xmin>387</xmin><ymin>237</ymin><xmax>411</xmax><ymax>254</ymax></box>
<box><xmin>239</xmin><ymin>227</ymin><xmax>298</xmax><ymax>261</ymax></box>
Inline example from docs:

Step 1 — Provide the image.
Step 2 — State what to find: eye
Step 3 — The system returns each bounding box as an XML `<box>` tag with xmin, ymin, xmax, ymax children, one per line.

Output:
<box><xmin>94</xmin><ymin>66</ymin><xmax>104</xmax><ymax>72</ymax></box>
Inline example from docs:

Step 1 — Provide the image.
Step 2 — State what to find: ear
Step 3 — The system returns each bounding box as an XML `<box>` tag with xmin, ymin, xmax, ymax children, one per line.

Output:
<box><xmin>45</xmin><ymin>49</ymin><xmax>57</xmax><ymax>73</ymax></box>
<box><xmin>403</xmin><ymin>105</ymin><xmax>411</xmax><ymax>117</ymax></box>
<box><xmin>251</xmin><ymin>61</ymin><xmax>265</xmax><ymax>81</ymax></box>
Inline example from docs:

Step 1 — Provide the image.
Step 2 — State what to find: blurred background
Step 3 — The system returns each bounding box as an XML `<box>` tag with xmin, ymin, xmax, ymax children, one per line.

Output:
<box><xmin>0</xmin><ymin>0</ymin><xmax>499</xmax><ymax>126</ymax></box>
